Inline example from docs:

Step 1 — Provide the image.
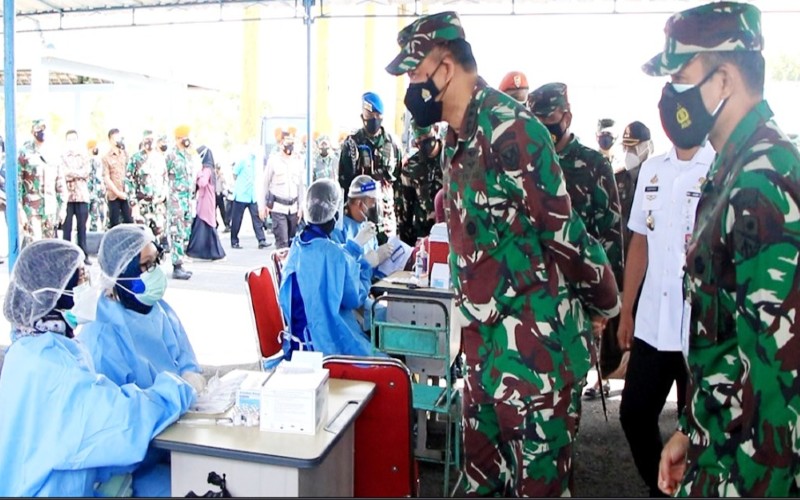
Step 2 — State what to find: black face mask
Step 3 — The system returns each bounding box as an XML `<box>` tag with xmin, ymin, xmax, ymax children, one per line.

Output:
<box><xmin>142</xmin><ymin>139</ymin><xmax>153</xmax><ymax>151</ymax></box>
<box><xmin>92</xmin><ymin>148</ymin><xmax>99</xmax><ymax>156</ymax></box>
<box><xmin>363</xmin><ymin>204</ymin><xmax>379</xmax><ymax>223</ymax></box>
<box><xmin>182</xmin><ymin>138</ymin><xmax>191</xmax><ymax>148</ymax></box>
<box><xmin>363</xmin><ymin>117</ymin><xmax>382</xmax><ymax>135</ymax></box>
<box><xmin>319</xmin><ymin>147</ymin><xmax>329</xmax><ymax>157</ymax></box>
<box><xmin>597</xmin><ymin>133</ymin><xmax>614</xmax><ymax>150</ymax></box>
<box><xmin>658</xmin><ymin>68</ymin><xmax>726</xmax><ymax>150</ymax></box>
<box><xmin>283</xmin><ymin>144</ymin><xmax>294</xmax><ymax>155</ymax></box>
<box><xmin>419</xmin><ymin>137</ymin><xmax>439</xmax><ymax>158</ymax></box>
<box><xmin>159</xmin><ymin>144</ymin><xmax>168</xmax><ymax>152</ymax></box>
<box><xmin>544</xmin><ymin>121</ymin><xmax>566</xmax><ymax>145</ymax></box>
<box><xmin>116</xmin><ymin>141</ymin><xmax>125</xmax><ymax>150</ymax></box>
<box><xmin>404</xmin><ymin>62</ymin><xmax>445</xmax><ymax>129</ymax></box>
<box><xmin>34</xmin><ymin>130</ymin><xmax>45</xmax><ymax>142</ymax></box>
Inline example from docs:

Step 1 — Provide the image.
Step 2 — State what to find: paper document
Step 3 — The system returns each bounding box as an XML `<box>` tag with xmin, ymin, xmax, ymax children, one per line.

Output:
<box><xmin>376</xmin><ymin>236</ymin><xmax>413</xmax><ymax>277</ymax></box>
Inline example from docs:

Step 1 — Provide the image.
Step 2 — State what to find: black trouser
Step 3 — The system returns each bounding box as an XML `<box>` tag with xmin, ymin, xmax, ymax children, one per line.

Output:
<box><xmin>108</xmin><ymin>199</ymin><xmax>133</xmax><ymax>228</ymax></box>
<box><xmin>62</xmin><ymin>202</ymin><xmax>89</xmax><ymax>255</ymax></box>
<box><xmin>215</xmin><ymin>194</ymin><xmax>230</xmax><ymax>228</ymax></box>
<box><xmin>272</xmin><ymin>212</ymin><xmax>298</xmax><ymax>249</ymax></box>
<box><xmin>230</xmin><ymin>200</ymin><xmax>266</xmax><ymax>246</ymax></box>
<box><xmin>619</xmin><ymin>337</ymin><xmax>688</xmax><ymax>497</ymax></box>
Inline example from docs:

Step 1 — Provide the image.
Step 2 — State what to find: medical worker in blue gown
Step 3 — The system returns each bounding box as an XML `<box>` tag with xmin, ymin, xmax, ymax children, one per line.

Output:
<box><xmin>278</xmin><ymin>178</ymin><xmax>379</xmax><ymax>357</ymax></box>
<box><xmin>79</xmin><ymin>223</ymin><xmax>206</xmax><ymax>394</ymax></box>
<box><xmin>332</xmin><ymin>174</ymin><xmax>395</xmax><ymax>275</ymax></box>
<box><xmin>0</xmin><ymin>239</ymin><xmax>195</xmax><ymax>497</ymax></box>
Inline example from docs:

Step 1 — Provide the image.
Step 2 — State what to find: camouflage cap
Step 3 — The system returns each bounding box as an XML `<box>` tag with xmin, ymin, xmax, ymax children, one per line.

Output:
<box><xmin>385</xmin><ymin>11</ymin><xmax>465</xmax><ymax>76</ymax></box>
<box><xmin>142</xmin><ymin>129</ymin><xmax>153</xmax><ymax>139</ymax></box>
<box><xmin>643</xmin><ymin>1</ymin><xmax>763</xmax><ymax>77</ymax></box>
<box><xmin>528</xmin><ymin>82</ymin><xmax>569</xmax><ymax>118</ymax></box>
<box><xmin>31</xmin><ymin>119</ymin><xmax>46</xmax><ymax>131</ymax></box>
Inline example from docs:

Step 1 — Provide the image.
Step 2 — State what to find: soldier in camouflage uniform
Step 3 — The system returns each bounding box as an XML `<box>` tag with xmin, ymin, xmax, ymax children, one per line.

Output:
<box><xmin>165</xmin><ymin>125</ymin><xmax>194</xmax><ymax>280</ymax></box>
<box><xmin>313</xmin><ymin>135</ymin><xmax>339</xmax><ymax>182</ymax></box>
<box><xmin>127</xmin><ymin>130</ymin><xmax>168</xmax><ymax>240</ymax></box>
<box><xmin>86</xmin><ymin>139</ymin><xmax>107</xmax><ymax>232</ymax></box>
<box><xmin>645</xmin><ymin>3</ymin><xmax>800</xmax><ymax>497</ymax></box>
<box><xmin>387</xmin><ymin>12</ymin><xmax>621</xmax><ymax>496</ymax></box>
<box><xmin>397</xmin><ymin>121</ymin><xmax>444</xmax><ymax>246</ymax></box>
<box><xmin>529</xmin><ymin>82</ymin><xmax>625</xmax><ymax>399</ymax></box>
<box><xmin>338</xmin><ymin>92</ymin><xmax>403</xmax><ymax>245</ymax></box>
<box><xmin>18</xmin><ymin>120</ymin><xmax>65</xmax><ymax>245</ymax></box>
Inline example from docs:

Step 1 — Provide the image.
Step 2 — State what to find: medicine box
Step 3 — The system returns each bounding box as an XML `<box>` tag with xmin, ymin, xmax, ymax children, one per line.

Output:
<box><xmin>236</xmin><ymin>370</ymin><xmax>273</xmax><ymax>409</ymax></box>
<box><xmin>260</xmin><ymin>367</ymin><xmax>330</xmax><ymax>435</ymax></box>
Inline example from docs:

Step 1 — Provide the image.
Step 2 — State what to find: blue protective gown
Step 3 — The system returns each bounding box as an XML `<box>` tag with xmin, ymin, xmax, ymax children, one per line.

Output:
<box><xmin>278</xmin><ymin>233</ymin><xmax>376</xmax><ymax>357</ymax></box>
<box><xmin>78</xmin><ymin>296</ymin><xmax>201</xmax><ymax>388</ymax></box>
<box><xmin>0</xmin><ymin>332</ymin><xmax>194</xmax><ymax>497</ymax></box>
<box><xmin>331</xmin><ymin>214</ymin><xmax>378</xmax><ymax>255</ymax></box>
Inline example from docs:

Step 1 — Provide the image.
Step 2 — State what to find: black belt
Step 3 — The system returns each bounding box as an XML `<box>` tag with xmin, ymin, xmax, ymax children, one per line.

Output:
<box><xmin>273</xmin><ymin>195</ymin><xmax>297</xmax><ymax>205</ymax></box>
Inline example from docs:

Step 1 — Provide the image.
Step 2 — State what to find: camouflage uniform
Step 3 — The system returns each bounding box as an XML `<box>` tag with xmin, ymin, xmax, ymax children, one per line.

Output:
<box><xmin>338</xmin><ymin>126</ymin><xmax>403</xmax><ymax>245</ymax></box>
<box><xmin>642</xmin><ymin>2</ymin><xmax>800</xmax><ymax>496</ymax></box>
<box><xmin>528</xmin><ymin>83</ymin><xmax>624</xmax><ymax>287</ymax></box>
<box><xmin>398</xmin><ymin>123</ymin><xmax>444</xmax><ymax>246</ymax></box>
<box><xmin>17</xmin><ymin>140</ymin><xmax>47</xmax><ymax>245</ymax></box>
<box><xmin>313</xmin><ymin>136</ymin><xmax>339</xmax><ymax>182</ymax></box>
<box><xmin>87</xmin><ymin>154</ymin><xmax>107</xmax><ymax>232</ymax></box>
<box><xmin>387</xmin><ymin>13</ymin><xmax>621</xmax><ymax>496</ymax></box>
<box><xmin>127</xmin><ymin>147</ymin><xmax>168</xmax><ymax>237</ymax></box>
<box><xmin>165</xmin><ymin>147</ymin><xmax>194</xmax><ymax>266</ymax></box>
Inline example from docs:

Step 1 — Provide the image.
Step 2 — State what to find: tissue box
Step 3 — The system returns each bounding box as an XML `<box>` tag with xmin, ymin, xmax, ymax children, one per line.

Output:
<box><xmin>260</xmin><ymin>368</ymin><xmax>330</xmax><ymax>435</ymax></box>
<box><xmin>236</xmin><ymin>371</ymin><xmax>273</xmax><ymax>409</ymax></box>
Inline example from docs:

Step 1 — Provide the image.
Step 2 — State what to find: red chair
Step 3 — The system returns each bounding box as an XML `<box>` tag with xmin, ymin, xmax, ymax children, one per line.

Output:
<box><xmin>244</xmin><ymin>266</ymin><xmax>285</xmax><ymax>364</ymax></box>
<box><xmin>323</xmin><ymin>355</ymin><xmax>419</xmax><ymax>498</ymax></box>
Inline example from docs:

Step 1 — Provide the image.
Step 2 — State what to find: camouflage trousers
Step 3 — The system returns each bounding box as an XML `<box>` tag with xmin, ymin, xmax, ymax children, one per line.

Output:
<box><xmin>461</xmin><ymin>383</ymin><xmax>584</xmax><ymax>497</ymax></box>
<box><xmin>167</xmin><ymin>192</ymin><xmax>192</xmax><ymax>266</ymax></box>
<box><xmin>89</xmin><ymin>198</ymin><xmax>107</xmax><ymax>232</ymax></box>
<box><xmin>21</xmin><ymin>214</ymin><xmax>43</xmax><ymax>248</ymax></box>
<box><xmin>135</xmin><ymin>199</ymin><xmax>167</xmax><ymax>237</ymax></box>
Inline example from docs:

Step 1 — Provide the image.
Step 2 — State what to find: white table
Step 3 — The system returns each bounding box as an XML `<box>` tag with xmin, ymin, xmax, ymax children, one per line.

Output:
<box><xmin>152</xmin><ymin>378</ymin><xmax>375</xmax><ymax>497</ymax></box>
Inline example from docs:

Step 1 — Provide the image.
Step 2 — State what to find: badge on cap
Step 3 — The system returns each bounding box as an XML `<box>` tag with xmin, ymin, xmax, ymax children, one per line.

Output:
<box><xmin>513</xmin><ymin>75</ymin><xmax>521</xmax><ymax>88</ymax></box>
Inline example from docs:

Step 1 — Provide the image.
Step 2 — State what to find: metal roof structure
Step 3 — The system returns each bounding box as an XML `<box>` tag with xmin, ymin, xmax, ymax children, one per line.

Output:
<box><xmin>0</xmin><ymin>67</ymin><xmax>111</xmax><ymax>84</ymax></box>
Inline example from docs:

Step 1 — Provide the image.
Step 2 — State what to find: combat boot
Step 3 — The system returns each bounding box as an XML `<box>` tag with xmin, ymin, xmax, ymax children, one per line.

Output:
<box><xmin>172</xmin><ymin>264</ymin><xmax>192</xmax><ymax>280</ymax></box>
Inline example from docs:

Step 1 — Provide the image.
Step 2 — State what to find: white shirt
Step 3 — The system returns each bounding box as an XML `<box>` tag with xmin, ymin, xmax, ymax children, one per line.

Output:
<box><xmin>629</xmin><ymin>143</ymin><xmax>715</xmax><ymax>351</ymax></box>
<box><xmin>263</xmin><ymin>152</ymin><xmax>305</xmax><ymax>215</ymax></box>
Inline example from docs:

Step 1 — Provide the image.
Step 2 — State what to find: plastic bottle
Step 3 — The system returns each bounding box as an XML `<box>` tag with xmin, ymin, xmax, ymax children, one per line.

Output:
<box><xmin>415</xmin><ymin>242</ymin><xmax>429</xmax><ymax>286</ymax></box>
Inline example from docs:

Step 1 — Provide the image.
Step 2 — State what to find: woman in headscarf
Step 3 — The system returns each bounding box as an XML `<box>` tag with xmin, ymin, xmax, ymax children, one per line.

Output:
<box><xmin>186</xmin><ymin>145</ymin><xmax>226</xmax><ymax>260</ymax></box>
<box><xmin>0</xmin><ymin>239</ymin><xmax>194</xmax><ymax>497</ymax></box>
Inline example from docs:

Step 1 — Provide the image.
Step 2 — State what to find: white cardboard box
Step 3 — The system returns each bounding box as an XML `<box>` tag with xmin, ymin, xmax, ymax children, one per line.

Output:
<box><xmin>236</xmin><ymin>370</ymin><xmax>274</xmax><ymax>409</ymax></box>
<box><xmin>260</xmin><ymin>367</ymin><xmax>330</xmax><ymax>435</ymax></box>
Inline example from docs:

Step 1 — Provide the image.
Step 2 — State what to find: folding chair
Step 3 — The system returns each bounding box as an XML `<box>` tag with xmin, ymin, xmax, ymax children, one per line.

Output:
<box><xmin>270</xmin><ymin>248</ymin><xmax>290</xmax><ymax>288</ymax></box>
<box><xmin>323</xmin><ymin>355</ymin><xmax>419</xmax><ymax>498</ymax></box>
<box><xmin>244</xmin><ymin>266</ymin><xmax>285</xmax><ymax>369</ymax></box>
<box><xmin>371</xmin><ymin>295</ymin><xmax>462</xmax><ymax>497</ymax></box>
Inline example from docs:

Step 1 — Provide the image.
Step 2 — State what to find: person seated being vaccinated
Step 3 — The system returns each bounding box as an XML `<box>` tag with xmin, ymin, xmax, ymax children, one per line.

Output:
<box><xmin>278</xmin><ymin>178</ymin><xmax>378</xmax><ymax>358</ymax></box>
<box><xmin>0</xmin><ymin>239</ymin><xmax>195</xmax><ymax>497</ymax></box>
<box><xmin>79</xmin><ymin>223</ymin><xmax>205</xmax><ymax>393</ymax></box>
<box><xmin>333</xmin><ymin>174</ymin><xmax>395</xmax><ymax>277</ymax></box>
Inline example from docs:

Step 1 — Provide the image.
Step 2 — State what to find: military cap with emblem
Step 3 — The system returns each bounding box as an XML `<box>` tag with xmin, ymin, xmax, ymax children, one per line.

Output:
<box><xmin>498</xmin><ymin>71</ymin><xmax>529</xmax><ymax>93</ymax></box>
<box><xmin>642</xmin><ymin>1</ymin><xmax>763</xmax><ymax>76</ymax></box>
<box><xmin>385</xmin><ymin>11</ymin><xmax>465</xmax><ymax>76</ymax></box>
<box><xmin>621</xmin><ymin>121</ymin><xmax>651</xmax><ymax>147</ymax></box>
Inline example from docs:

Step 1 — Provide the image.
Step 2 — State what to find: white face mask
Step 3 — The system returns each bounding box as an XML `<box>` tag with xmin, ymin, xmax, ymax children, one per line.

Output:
<box><xmin>624</xmin><ymin>142</ymin><xmax>652</xmax><ymax>170</ymax></box>
<box><xmin>70</xmin><ymin>282</ymin><xmax>101</xmax><ymax>324</ymax></box>
<box><xmin>624</xmin><ymin>151</ymin><xmax>642</xmax><ymax>171</ymax></box>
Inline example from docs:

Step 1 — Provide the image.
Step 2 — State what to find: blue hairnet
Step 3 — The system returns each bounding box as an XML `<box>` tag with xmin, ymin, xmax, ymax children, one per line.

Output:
<box><xmin>98</xmin><ymin>224</ymin><xmax>154</xmax><ymax>288</ymax></box>
<box><xmin>4</xmin><ymin>239</ymin><xmax>83</xmax><ymax>328</ymax></box>
<box><xmin>305</xmin><ymin>179</ymin><xmax>342</xmax><ymax>224</ymax></box>
<box><xmin>362</xmin><ymin>92</ymin><xmax>384</xmax><ymax>115</ymax></box>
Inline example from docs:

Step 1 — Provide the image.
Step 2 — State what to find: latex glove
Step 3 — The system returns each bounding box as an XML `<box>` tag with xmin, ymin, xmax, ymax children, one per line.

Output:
<box><xmin>354</xmin><ymin>222</ymin><xmax>377</xmax><ymax>247</ymax></box>
<box><xmin>376</xmin><ymin>243</ymin><xmax>395</xmax><ymax>263</ymax></box>
<box><xmin>180</xmin><ymin>370</ymin><xmax>207</xmax><ymax>395</ymax></box>
<box><xmin>364</xmin><ymin>250</ymin><xmax>380</xmax><ymax>268</ymax></box>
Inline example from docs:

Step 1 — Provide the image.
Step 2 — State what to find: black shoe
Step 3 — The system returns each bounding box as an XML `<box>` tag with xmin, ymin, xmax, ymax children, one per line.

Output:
<box><xmin>84</xmin><ymin>257</ymin><xmax>92</xmax><ymax>266</ymax></box>
<box><xmin>223</xmin><ymin>226</ymin><xmax>231</xmax><ymax>233</ymax></box>
<box><xmin>258</xmin><ymin>241</ymin><xmax>271</xmax><ymax>249</ymax></box>
<box><xmin>231</xmin><ymin>243</ymin><xmax>242</xmax><ymax>249</ymax></box>
<box><xmin>172</xmin><ymin>265</ymin><xmax>192</xmax><ymax>280</ymax></box>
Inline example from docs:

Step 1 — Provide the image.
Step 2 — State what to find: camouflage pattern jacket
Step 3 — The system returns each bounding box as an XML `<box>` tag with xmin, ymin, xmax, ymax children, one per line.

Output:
<box><xmin>398</xmin><ymin>148</ymin><xmax>443</xmax><ymax>246</ymax></box>
<box><xmin>558</xmin><ymin>135</ymin><xmax>624</xmax><ymax>287</ymax></box>
<box><xmin>127</xmin><ymin>149</ymin><xmax>167</xmax><ymax>204</ymax></box>
<box><xmin>339</xmin><ymin>127</ymin><xmax>403</xmax><ymax>243</ymax></box>
<box><xmin>17</xmin><ymin>141</ymin><xmax>47</xmax><ymax>221</ymax></box>
<box><xmin>313</xmin><ymin>151</ymin><xmax>339</xmax><ymax>182</ymax></box>
<box><xmin>680</xmin><ymin>101</ymin><xmax>800</xmax><ymax>496</ymax></box>
<box><xmin>443</xmin><ymin>79</ymin><xmax>620</xmax><ymax>407</ymax></box>
<box><xmin>166</xmin><ymin>148</ymin><xmax>194</xmax><ymax>196</ymax></box>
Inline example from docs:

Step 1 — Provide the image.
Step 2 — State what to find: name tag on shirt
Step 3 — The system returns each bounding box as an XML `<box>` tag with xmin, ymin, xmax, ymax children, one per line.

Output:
<box><xmin>686</xmin><ymin>191</ymin><xmax>701</xmax><ymax>198</ymax></box>
<box><xmin>645</xmin><ymin>186</ymin><xmax>659</xmax><ymax>193</ymax></box>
